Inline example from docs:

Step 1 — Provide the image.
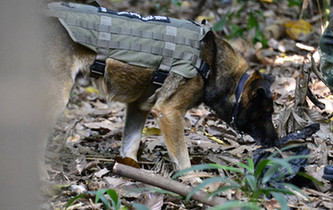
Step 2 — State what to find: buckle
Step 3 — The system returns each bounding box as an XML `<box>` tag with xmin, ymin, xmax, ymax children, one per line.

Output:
<box><xmin>198</xmin><ymin>61</ymin><xmax>210</xmax><ymax>80</ymax></box>
<box><xmin>90</xmin><ymin>60</ymin><xmax>106</xmax><ymax>79</ymax></box>
<box><xmin>151</xmin><ymin>69</ymin><xmax>169</xmax><ymax>86</ymax></box>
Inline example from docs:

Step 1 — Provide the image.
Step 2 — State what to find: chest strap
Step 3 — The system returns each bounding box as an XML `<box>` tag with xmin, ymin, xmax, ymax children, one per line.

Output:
<box><xmin>151</xmin><ymin>60</ymin><xmax>210</xmax><ymax>86</ymax></box>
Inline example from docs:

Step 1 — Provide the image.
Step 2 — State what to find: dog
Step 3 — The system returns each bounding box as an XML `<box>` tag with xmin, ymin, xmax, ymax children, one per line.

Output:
<box><xmin>43</xmin><ymin>2</ymin><xmax>279</xmax><ymax>172</ymax></box>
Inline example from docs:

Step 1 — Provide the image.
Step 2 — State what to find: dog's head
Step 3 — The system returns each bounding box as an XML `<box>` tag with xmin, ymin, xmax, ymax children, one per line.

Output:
<box><xmin>233</xmin><ymin>70</ymin><xmax>279</xmax><ymax>147</ymax></box>
<box><xmin>201</xmin><ymin>31</ymin><xmax>279</xmax><ymax>147</ymax></box>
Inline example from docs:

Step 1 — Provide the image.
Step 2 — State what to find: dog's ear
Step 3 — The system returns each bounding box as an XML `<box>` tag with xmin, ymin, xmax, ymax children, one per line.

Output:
<box><xmin>241</xmin><ymin>70</ymin><xmax>267</xmax><ymax>106</ymax></box>
<box><xmin>201</xmin><ymin>30</ymin><xmax>216</xmax><ymax>67</ymax></box>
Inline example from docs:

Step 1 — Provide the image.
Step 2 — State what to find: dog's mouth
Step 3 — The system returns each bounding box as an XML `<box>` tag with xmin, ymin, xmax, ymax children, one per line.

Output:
<box><xmin>237</xmin><ymin>123</ymin><xmax>280</xmax><ymax>148</ymax></box>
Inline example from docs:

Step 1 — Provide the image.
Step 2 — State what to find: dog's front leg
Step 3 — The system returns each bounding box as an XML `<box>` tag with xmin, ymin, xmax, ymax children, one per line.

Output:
<box><xmin>120</xmin><ymin>102</ymin><xmax>149</xmax><ymax>161</ymax></box>
<box><xmin>152</xmin><ymin>105</ymin><xmax>191</xmax><ymax>171</ymax></box>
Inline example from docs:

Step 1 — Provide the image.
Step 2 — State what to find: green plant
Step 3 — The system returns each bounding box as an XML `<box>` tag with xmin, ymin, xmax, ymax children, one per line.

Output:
<box><xmin>65</xmin><ymin>188</ymin><xmax>152</xmax><ymax>210</ymax></box>
<box><xmin>172</xmin><ymin>146</ymin><xmax>317</xmax><ymax>210</ymax></box>
<box><xmin>65</xmin><ymin>188</ymin><xmax>129</xmax><ymax>210</ymax></box>
<box><xmin>287</xmin><ymin>0</ymin><xmax>303</xmax><ymax>7</ymax></box>
<box><xmin>213</xmin><ymin>2</ymin><xmax>267</xmax><ymax>47</ymax></box>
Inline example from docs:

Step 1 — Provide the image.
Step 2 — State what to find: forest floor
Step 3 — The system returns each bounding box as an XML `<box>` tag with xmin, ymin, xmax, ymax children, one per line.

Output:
<box><xmin>43</xmin><ymin>0</ymin><xmax>332</xmax><ymax>209</ymax></box>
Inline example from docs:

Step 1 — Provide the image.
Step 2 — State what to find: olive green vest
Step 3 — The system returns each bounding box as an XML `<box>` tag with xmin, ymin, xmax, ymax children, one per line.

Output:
<box><xmin>45</xmin><ymin>2</ymin><xmax>211</xmax><ymax>79</ymax></box>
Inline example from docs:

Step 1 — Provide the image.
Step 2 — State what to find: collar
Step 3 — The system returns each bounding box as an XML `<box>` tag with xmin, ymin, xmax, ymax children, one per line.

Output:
<box><xmin>231</xmin><ymin>72</ymin><xmax>249</xmax><ymax>126</ymax></box>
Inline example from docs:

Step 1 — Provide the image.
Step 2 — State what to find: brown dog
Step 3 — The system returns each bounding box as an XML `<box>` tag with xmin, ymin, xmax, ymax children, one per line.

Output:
<box><xmin>44</xmin><ymin>2</ymin><xmax>279</xmax><ymax>172</ymax></box>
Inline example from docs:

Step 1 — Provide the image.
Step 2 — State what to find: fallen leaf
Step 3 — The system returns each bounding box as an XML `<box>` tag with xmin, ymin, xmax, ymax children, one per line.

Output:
<box><xmin>94</xmin><ymin>168</ymin><xmax>110</xmax><ymax>178</ymax></box>
<box><xmin>66</xmin><ymin>134</ymin><xmax>81</xmax><ymax>143</ymax></box>
<box><xmin>284</xmin><ymin>19</ymin><xmax>313</xmax><ymax>40</ymax></box>
<box><xmin>143</xmin><ymin>127</ymin><xmax>161</xmax><ymax>136</ymax></box>
<box><xmin>84</xmin><ymin>86</ymin><xmax>100</xmax><ymax>94</ymax></box>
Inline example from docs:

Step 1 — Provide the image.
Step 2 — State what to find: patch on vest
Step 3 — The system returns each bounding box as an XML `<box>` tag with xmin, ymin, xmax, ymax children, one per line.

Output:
<box><xmin>98</xmin><ymin>7</ymin><xmax>170</xmax><ymax>23</ymax></box>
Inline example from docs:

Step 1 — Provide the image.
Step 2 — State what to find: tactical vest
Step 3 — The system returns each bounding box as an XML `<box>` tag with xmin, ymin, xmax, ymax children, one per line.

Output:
<box><xmin>45</xmin><ymin>2</ymin><xmax>211</xmax><ymax>83</ymax></box>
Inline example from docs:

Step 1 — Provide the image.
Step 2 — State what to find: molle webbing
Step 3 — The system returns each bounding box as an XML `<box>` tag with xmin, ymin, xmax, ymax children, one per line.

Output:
<box><xmin>46</xmin><ymin>2</ymin><xmax>211</xmax><ymax>78</ymax></box>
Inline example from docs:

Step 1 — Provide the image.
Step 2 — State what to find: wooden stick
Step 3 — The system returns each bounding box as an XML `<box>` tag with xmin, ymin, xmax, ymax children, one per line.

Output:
<box><xmin>113</xmin><ymin>163</ymin><xmax>226</xmax><ymax>206</ymax></box>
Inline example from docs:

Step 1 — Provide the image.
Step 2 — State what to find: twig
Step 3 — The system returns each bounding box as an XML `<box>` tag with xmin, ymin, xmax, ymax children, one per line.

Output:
<box><xmin>307</xmin><ymin>87</ymin><xmax>325</xmax><ymax>110</ymax></box>
<box><xmin>112</xmin><ymin>163</ymin><xmax>226</xmax><ymax>206</ymax></box>
<box><xmin>86</xmin><ymin>157</ymin><xmax>115</xmax><ymax>162</ymax></box>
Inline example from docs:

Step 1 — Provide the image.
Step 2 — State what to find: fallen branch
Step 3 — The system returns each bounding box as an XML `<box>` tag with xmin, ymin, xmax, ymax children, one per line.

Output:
<box><xmin>112</xmin><ymin>163</ymin><xmax>226</xmax><ymax>206</ymax></box>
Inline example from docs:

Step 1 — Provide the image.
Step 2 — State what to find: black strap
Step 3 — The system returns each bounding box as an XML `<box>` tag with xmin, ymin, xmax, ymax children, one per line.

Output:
<box><xmin>151</xmin><ymin>60</ymin><xmax>211</xmax><ymax>86</ymax></box>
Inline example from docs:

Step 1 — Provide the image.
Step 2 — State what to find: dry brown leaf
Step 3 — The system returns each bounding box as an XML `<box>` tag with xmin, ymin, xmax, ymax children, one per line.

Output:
<box><xmin>94</xmin><ymin>168</ymin><xmax>110</xmax><ymax>178</ymax></box>
<box><xmin>263</xmin><ymin>199</ymin><xmax>280</xmax><ymax>210</ymax></box>
<box><xmin>68</xmin><ymin>156</ymin><xmax>87</xmax><ymax>175</ymax></box>
<box><xmin>83</xmin><ymin>119</ymin><xmax>114</xmax><ymax>130</ymax></box>
<box><xmin>141</xmin><ymin>193</ymin><xmax>164</xmax><ymax>210</ymax></box>
<box><xmin>66</xmin><ymin>134</ymin><xmax>81</xmax><ymax>143</ymax></box>
<box><xmin>284</xmin><ymin>19</ymin><xmax>313</xmax><ymax>40</ymax></box>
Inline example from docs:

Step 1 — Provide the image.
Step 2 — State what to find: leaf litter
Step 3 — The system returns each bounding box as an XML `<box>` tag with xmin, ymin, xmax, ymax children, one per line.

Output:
<box><xmin>43</xmin><ymin>0</ymin><xmax>333</xmax><ymax>209</ymax></box>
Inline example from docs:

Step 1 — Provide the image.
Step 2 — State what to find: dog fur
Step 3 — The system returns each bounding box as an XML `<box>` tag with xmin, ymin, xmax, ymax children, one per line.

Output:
<box><xmin>44</xmin><ymin>7</ymin><xmax>279</xmax><ymax>172</ymax></box>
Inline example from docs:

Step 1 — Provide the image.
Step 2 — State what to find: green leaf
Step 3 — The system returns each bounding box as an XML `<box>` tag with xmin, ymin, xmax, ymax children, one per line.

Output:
<box><xmin>229</xmin><ymin>24</ymin><xmax>244</xmax><ymax>39</ymax></box>
<box><xmin>247</xmin><ymin>12</ymin><xmax>258</xmax><ymax>29</ymax></box>
<box><xmin>208</xmin><ymin>185</ymin><xmax>240</xmax><ymax>198</ymax></box>
<box><xmin>64</xmin><ymin>193</ymin><xmax>86</xmax><ymax>209</ymax></box>
<box><xmin>185</xmin><ymin>177</ymin><xmax>238</xmax><ymax>202</ymax></box>
<box><xmin>245</xmin><ymin>175</ymin><xmax>257</xmax><ymax>192</ymax></box>
<box><xmin>262</xmin><ymin>163</ymin><xmax>281</xmax><ymax>184</ymax></box>
<box><xmin>100</xmin><ymin>195</ymin><xmax>112</xmax><ymax>210</ymax></box>
<box><xmin>255</xmin><ymin>159</ymin><xmax>272</xmax><ymax>179</ymax></box>
<box><xmin>106</xmin><ymin>189</ymin><xmax>120</xmax><ymax>209</ymax></box>
<box><xmin>172</xmin><ymin>163</ymin><xmax>244</xmax><ymax>179</ymax></box>
<box><xmin>209</xmin><ymin>201</ymin><xmax>260</xmax><ymax>210</ymax></box>
<box><xmin>288</xmin><ymin>0</ymin><xmax>302</xmax><ymax>7</ymax></box>
<box><xmin>269</xmin><ymin>158</ymin><xmax>294</xmax><ymax>174</ymax></box>
<box><xmin>260</xmin><ymin>187</ymin><xmax>293</xmax><ymax>195</ymax></box>
<box><xmin>213</xmin><ymin>16</ymin><xmax>227</xmax><ymax>32</ymax></box>
<box><xmin>213</xmin><ymin>10</ymin><xmax>231</xmax><ymax>32</ymax></box>
<box><xmin>95</xmin><ymin>189</ymin><xmax>112</xmax><ymax>210</ymax></box>
<box><xmin>171</xmin><ymin>0</ymin><xmax>181</xmax><ymax>7</ymax></box>
<box><xmin>131</xmin><ymin>187</ymin><xmax>181</xmax><ymax>198</ymax></box>
<box><xmin>95</xmin><ymin>189</ymin><xmax>108</xmax><ymax>204</ymax></box>
<box><xmin>236</xmin><ymin>158</ymin><xmax>254</xmax><ymax>175</ymax></box>
<box><xmin>297</xmin><ymin>172</ymin><xmax>324</xmax><ymax>186</ymax></box>
<box><xmin>271</xmin><ymin>192</ymin><xmax>288</xmax><ymax>210</ymax></box>
<box><xmin>209</xmin><ymin>163</ymin><xmax>245</xmax><ymax>174</ymax></box>
<box><xmin>247</xmin><ymin>158</ymin><xmax>255</xmax><ymax>172</ymax></box>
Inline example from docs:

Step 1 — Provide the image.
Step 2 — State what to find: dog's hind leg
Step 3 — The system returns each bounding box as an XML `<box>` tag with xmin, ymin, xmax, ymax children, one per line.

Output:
<box><xmin>120</xmin><ymin>102</ymin><xmax>149</xmax><ymax>161</ymax></box>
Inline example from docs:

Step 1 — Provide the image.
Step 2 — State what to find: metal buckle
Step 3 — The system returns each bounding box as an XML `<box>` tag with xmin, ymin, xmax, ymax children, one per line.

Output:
<box><xmin>151</xmin><ymin>69</ymin><xmax>169</xmax><ymax>86</ymax></box>
<box><xmin>89</xmin><ymin>60</ymin><xmax>106</xmax><ymax>79</ymax></box>
<box><xmin>198</xmin><ymin>61</ymin><xmax>210</xmax><ymax>80</ymax></box>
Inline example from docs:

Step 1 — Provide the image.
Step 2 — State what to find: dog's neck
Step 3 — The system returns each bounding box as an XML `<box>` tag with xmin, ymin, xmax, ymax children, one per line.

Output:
<box><xmin>201</xmin><ymin>35</ymin><xmax>248</xmax><ymax>124</ymax></box>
